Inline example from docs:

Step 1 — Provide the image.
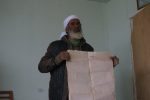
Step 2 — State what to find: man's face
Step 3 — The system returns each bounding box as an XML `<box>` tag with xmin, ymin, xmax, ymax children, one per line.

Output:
<box><xmin>66</xmin><ymin>19</ymin><xmax>81</xmax><ymax>33</ymax></box>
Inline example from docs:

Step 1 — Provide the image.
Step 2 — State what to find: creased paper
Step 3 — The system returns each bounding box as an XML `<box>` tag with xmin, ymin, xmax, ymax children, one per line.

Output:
<box><xmin>66</xmin><ymin>50</ymin><xmax>116</xmax><ymax>100</ymax></box>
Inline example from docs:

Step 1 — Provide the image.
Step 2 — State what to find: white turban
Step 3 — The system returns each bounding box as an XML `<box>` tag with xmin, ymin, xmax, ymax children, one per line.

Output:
<box><xmin>63</xmin><ymin>15</ymin><xmax>80</xmax><ymax>30</ymax></box>
<box><xmin>59</xmin><ymin>15</ymin><xmax>80</xmax><ymax>39</ymax></box>
<box><xmin>59</xmin><ymin>32</ymin><xmax>67</xmax><ymax>39</ymax></box>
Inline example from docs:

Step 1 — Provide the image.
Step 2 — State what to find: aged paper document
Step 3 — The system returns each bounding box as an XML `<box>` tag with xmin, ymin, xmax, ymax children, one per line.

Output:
<box><xmin>66</xmin><ymin>50</ymin><xmax>116</xmax><ymax>100</ymax></box>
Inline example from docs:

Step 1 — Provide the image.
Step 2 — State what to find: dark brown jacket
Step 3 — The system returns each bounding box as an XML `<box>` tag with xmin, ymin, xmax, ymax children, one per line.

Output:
<box><xmin>38</xmin><ymin>38</ymin><xmax>94</xmax><ymax>100</ymax></box>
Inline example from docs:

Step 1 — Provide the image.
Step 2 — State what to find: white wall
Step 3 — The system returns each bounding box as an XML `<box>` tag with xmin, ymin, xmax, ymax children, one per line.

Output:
<box><xmin>0</xmin><ymin>0</ymin><xmax>137</xmax><ymax>100</ymax></box>
<box><xmin>0</xmin><ymin>0</ymin><xmax>107</xmax><ymax>100</ymax></box>
<box><xmin>102</xmin><ymin>0</ymin><xmax>137</xmax><ymax>100</ymax></box>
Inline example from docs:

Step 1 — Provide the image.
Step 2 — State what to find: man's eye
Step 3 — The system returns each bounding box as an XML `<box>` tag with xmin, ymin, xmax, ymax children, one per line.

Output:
<box><xmin>71</xmin><ymin>22</ymin><xmax>75</xmax><ymax>26</ymax></box>
<box><xmin>70</xmin><ymin>21</ymin><xmax>80</xmax><ymax>26</ymax></box>
<box><xmin>77</xmin><ymin>22</ymin><xmax>80</xmax><ymax>25</ymax></box>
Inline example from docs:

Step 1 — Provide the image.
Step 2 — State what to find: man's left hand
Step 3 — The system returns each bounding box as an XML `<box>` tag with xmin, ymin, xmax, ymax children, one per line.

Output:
<box><xmin>111</xmin><ymin>56</ymin><xmax>119</xmax><ymax>68</ymax></box>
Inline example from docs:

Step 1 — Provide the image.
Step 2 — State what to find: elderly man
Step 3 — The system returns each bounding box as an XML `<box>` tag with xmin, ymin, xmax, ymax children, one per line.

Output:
<box><xmin>38</xmin><ymin>15</ymin><xmax>119</xmax><ymax>100</ymax></box>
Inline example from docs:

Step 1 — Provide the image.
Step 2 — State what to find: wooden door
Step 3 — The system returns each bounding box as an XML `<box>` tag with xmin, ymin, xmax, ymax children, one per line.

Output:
<box><xmin>131</xmin><ymin>4</ymin><xmax>150</xmax><ymax>100</ymax></box>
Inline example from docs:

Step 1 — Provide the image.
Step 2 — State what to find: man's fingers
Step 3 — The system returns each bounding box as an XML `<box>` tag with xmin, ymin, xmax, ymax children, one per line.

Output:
<box><xmin>111</xmin><ymin>56</ymin><xmax>119</xmax><ymax>67</ymax></box>
<box><xmin>64</xmin><ymin>52</ymin><xmax>70</xmax><ymax>61</ymax></box>
<box><xmin>60</xmin><ymin>51</ymin><xmax>70</xmax><ymax>61</ymax></box>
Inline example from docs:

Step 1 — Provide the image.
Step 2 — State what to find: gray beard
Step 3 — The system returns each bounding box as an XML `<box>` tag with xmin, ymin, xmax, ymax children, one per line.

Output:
<box><xmin>69</xmin><ymin>32</ymin><xmax>83</xmax><ymax>39</ymax></box>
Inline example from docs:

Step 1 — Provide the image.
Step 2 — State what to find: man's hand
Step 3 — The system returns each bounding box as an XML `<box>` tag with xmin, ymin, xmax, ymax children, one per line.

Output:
<box><xmin>111</xmin><ymin>56</ymin><xmax>119</xmax><ymax>68</ymax></box>
<box><xmin>58</xmin><ymin>51</ymin><xmax>70</xmax><ymax>61</ymax></box>
<box><xmin>55</xmin><ymin>51</ymin><xmax>70</xmax><ymax>63</ymax></box>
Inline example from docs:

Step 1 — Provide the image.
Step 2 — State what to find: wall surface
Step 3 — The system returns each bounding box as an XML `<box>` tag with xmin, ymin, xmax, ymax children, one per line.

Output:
<box><xmin>0</xmin><ymin>0</ymin><xmax>106</xmax><ymax>100</ymax></box>
<box><xmin>102</xmin><ymin>0</ymin><xmax>137</xmax><ymax>100</ymax></box>
<box><xmin>0</xmin><ymin>0</ymin><xmax>137</xmax><ymax>100</ymax></box>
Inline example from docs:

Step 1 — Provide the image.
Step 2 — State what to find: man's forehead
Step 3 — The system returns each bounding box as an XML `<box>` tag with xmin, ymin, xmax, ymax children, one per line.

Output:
<box><xmin>69</xmin><ymin>19</ymin><xmax>80</xmax><ymax>23</ymax></box>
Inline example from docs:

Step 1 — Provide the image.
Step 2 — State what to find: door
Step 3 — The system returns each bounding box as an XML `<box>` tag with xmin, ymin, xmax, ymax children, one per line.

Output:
<box><xmin>131</xmin><ymin>4</ymin><xmax>150</xmax><ymax>100</ymax></box>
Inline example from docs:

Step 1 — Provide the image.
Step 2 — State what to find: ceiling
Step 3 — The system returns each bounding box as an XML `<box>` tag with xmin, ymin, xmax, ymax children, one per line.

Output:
<box><xmin>88</xmin><ymin>0</ymin><xmax>111</xmax><ymax>3</ymax></box>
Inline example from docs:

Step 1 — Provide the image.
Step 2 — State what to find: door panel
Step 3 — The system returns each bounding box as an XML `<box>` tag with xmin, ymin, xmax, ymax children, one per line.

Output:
<box><xmin>131</xmin><ymin>4</ymin><xmax>150</xmax><ymax>100</ymax></box>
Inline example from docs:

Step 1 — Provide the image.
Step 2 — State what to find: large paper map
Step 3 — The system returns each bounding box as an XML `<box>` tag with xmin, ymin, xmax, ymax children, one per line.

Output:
<box><xmin>66</xmin><ymin>50</ymin><xmax>116</xmax><ymax>100</ymax></box>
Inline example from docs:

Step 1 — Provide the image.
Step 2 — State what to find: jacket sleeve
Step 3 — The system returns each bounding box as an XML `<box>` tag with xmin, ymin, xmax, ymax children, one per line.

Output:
<box><xmin>84</xmin><ymin>43</ymin><xmax>94</xmax><ymax>52</ymax></box>
<box><xmin>38</xmin><ymin>42</ymin><xmax>61</xmax><ymax>73</ymax></box>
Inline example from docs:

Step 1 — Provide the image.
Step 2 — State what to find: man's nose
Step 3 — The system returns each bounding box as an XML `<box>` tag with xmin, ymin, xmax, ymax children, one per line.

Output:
<box><xmin>74</xmin><ymin>23</ymin><xmax>80</xmax><ymax>28</ymax></box>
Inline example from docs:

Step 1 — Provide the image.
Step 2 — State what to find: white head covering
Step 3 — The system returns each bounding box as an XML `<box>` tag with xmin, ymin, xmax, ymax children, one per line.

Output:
<box><xmin>59</xmin><ymin>15</ymin><xmax>80</xmax><ymax>39</ymax></box>
<box><xmin>63</xmin><ymin>15</ymin><xmax>80</xmax><ymax>30</ymax></box>
<box><xmin>59</xmin><ymin>32</ymin><xmax>67</xmax><ymax>39</ymax></box>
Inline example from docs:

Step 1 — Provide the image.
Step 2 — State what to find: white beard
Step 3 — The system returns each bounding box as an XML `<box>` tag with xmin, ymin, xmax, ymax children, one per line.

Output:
<box><xmin>69</xmin><ymin>32</ymin><xmax>83</xmax><ymax>39</ymax></box>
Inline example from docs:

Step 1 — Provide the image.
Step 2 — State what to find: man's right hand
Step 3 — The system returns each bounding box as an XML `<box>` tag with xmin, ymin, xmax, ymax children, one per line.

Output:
<box><xmin>55</xmin><ymin>51</ymin><xmax>70</xmax><ymax>65</ymax></box>
<box><xmin>58</xmin><ymin>51</ymin><xmax>70</xmax><ymax>61</ymax></box>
